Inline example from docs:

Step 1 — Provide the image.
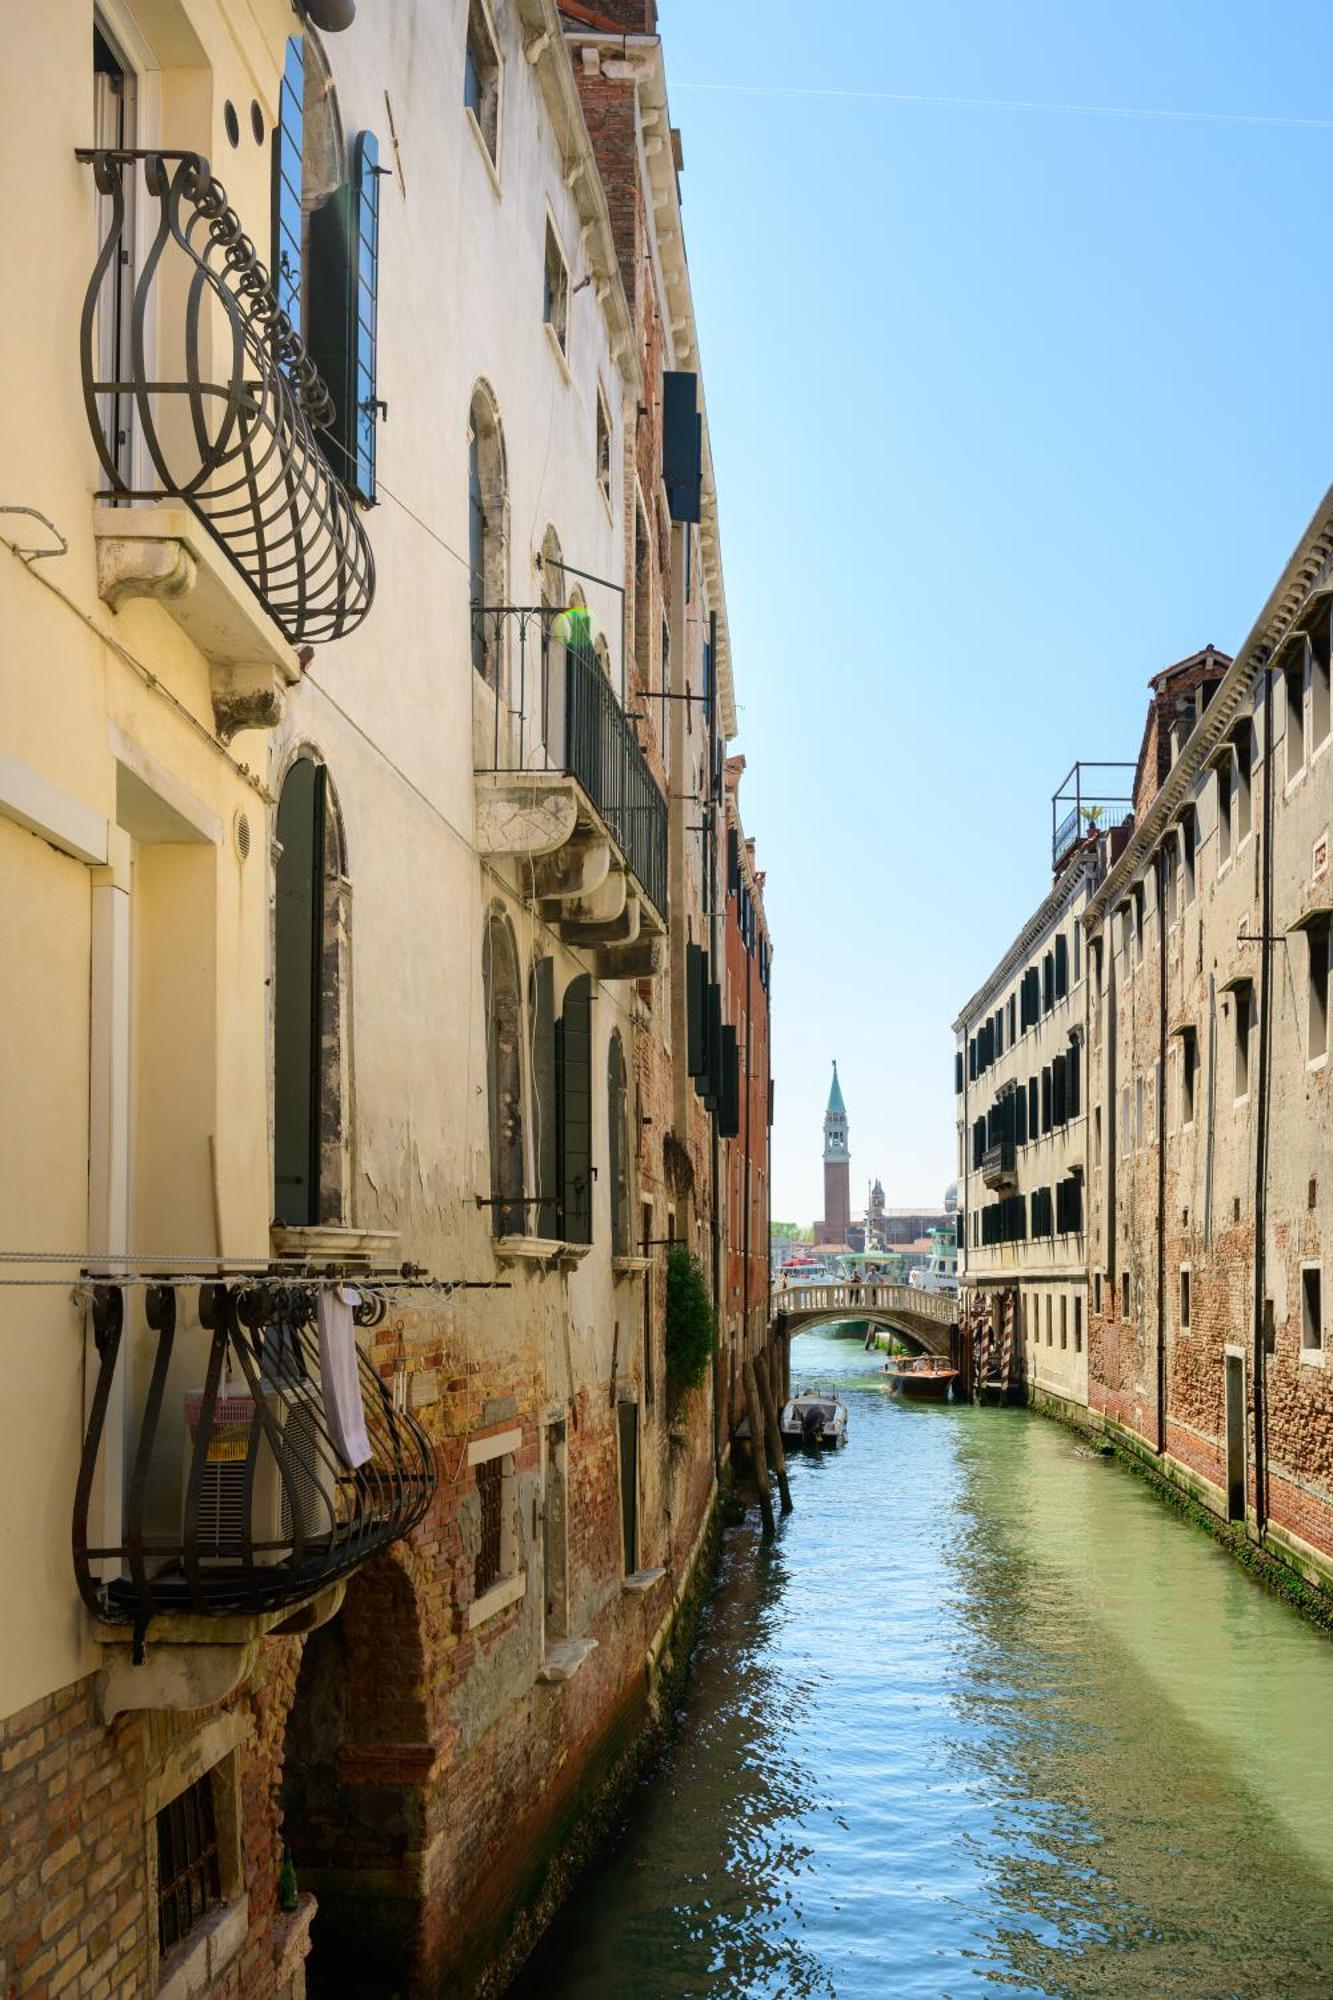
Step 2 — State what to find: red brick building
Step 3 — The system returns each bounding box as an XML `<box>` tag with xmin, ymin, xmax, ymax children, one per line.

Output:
<box><xmin>720</xmin><ymin>757</ymin><xmax>774</xmax><ymax>1431</ymax></box>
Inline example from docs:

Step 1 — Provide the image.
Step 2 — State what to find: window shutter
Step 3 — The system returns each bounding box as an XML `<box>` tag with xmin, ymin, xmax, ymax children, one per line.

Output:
<box><xmin>1053</xmin><ymin>1053</ymin><xmax>1067</xmax><ymax>1126</ymax></box>
<box><xmin>1054</xmin><ymin>933</ymin><xmax>1069</xmax><ymax>999</ymax></box>
<box><xmin>686</xmin><ymin>943</ymin><xmax>707</xmax><ymax>1076</ymax></box>
<box><xmin>1015</xmin><ymin>1084</ymin><xmax>1027</xmax><ymax>1145</ymax></box>
<box><xmin>1067</xmin><ymin>1040</ymin><xmax>1081</xmax><ymax>1117</ymax></box>
<box><xmin>1028</xmin><ymin>1075</ymin><xmax>1038</xmax><ymax>1134</ymax></box>
<box><xmin>272</xmin><ymin>35</ymin><xmax>305</xmax><ymax>334</ymax></box>
<box><xmin>309</xmin><ymin>130</ymin><xmax>382</xmax><ymax>503</ymax></box>
<box><xmin>557</xmin><ymin>976</ymin><xmax>593</xmax><ymax>1244</ymax></box>
<box><xmin>662</xmin><ymin>371</ymin><xmax>702</xmax><ymax>523</ymax></box>
<box><xmin>718</xmin><ymin>1026</ymin><xmax>740</xmax><ymax>1137</ymax></box>
<box><xmin>702</xmin><ymin>981</ymin><xmax>723</xmax><ymax>1109</ymax></box>
<box><xmin>954</xmin><ymin>1050</ymin><xmax>964</xmax><ymax>1096</ymax></box>
<box><xmin>726</xmin><ymin>827</ymin><xmax>739</xmax><ymax>892</ymax></box>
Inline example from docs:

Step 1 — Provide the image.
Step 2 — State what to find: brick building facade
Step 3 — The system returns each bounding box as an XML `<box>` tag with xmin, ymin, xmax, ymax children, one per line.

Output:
<box><xmin>0</xmin><ymin>4</ymin><xmax>770</xmax><ymax>1997</ymax></box>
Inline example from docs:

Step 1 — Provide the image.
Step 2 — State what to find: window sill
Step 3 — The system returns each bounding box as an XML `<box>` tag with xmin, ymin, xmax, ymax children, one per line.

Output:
<box><xmin>1307</xmin><ymin>1054</ymin><xmax>1329</xmax><ymax>1074</ymax></box>
<box><xmin>270</xmin><ymin>1224</ymin><xmax>401</xmax><ymax>1263</ymax></box>
<box><xmin>543</xmin><ymin>319</ymin><xmax>572</xmax><ymax>383</ymax></box>
<box><xmin>622</xmin><ymin>1565</ymin><xmax>666</xmax><ymax>1595</ymax></box>
<box><xmin>494</xmin><ymin>1235</ymin><xmax>589</xmax><ymax>1270</ymax></box>
<box><xmin>612</xmin><ymin>1254</ymin><xmax>652</xmax><ymax>1277</ymax></box>
<box><xmin>538</xmin><ymin>1636</ymin><xmax>597</xmax><ymax>1683</ymax></box>
<box><xmin>468</xmin><ymin>1569</ymin><xmax>526</xmax><ymax>1629</ymax></box>
<box><xmin>158</xmin><ymin>1894</ymin><xmax>248</xmax><ymax>2000</ymax></box>
<box><xmin>1300</xmin><ymin>1347</ymin><xmax>1326</xmax><ymax>1369</ymax></box>
<box><xmin>464</xmin><ymin>106</ymin><xmax>503</xmax><ymax>196</ymax></box>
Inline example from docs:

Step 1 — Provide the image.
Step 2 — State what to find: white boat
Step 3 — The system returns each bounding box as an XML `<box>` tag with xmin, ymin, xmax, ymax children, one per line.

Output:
<box><xmin>779</xmin><ymin>1388</ymin><xmax>848</xmax><ymax>1448</ymax></box>
<box><xmin>908</xmin><ymin>1226</ymin><xmax>958</xmax><ymax>1297</ymax></box>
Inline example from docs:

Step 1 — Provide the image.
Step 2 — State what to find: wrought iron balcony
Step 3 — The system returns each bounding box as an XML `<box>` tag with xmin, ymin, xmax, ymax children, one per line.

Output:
<box><xmin>74</xmin><ymin>1279</ymin><xmax>435</xmax><ymax>1627</ymax></box>
<box><xmin>981</xmin><ymin>1140</ymin><xmax>1017</xmax><ymax>1192</ymax></box>
<box><xmin>77</xmin><ymin>149</ymin><xmax>373</xmax><ymax>646</ymax></box>
<box><xmin>474</xmin><ymin>607</ymin><xmax>668</xmax><ymax>949</ymax></box>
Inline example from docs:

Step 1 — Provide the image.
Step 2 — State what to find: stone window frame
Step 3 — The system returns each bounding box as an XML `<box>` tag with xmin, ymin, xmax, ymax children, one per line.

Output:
<box><xmin>467</xmin><ymin>1427</ymin><xmax>525</xmax><ymax>1628</ymax></box>
<box><xmin>595</xmin><ymin>379</ymin><xmax>613</xmax><ymax>516</ymax></box>
<box><xmin>463</xmin><ymin>0</ymin><xmax>503</xmax><ymax>181</ymax></box>
<box><xmin>1300</xmin><ymin>1261</ymin><xmax>1325</xmax><ymax>1365</ymax></box>
<box><xmin>468</xmin><ymin>378</ymin><xmax>510</xmax><ymax>693</ymax></box>
<box><xmin>541</xmin><ymin>208</ymin><xmax>570</xmax><ymax>369</ymax></box>
<box><xmin>145</xmin><ymin>1717</ymin><xmax>248</xmax><ymax>1999</ymax></box>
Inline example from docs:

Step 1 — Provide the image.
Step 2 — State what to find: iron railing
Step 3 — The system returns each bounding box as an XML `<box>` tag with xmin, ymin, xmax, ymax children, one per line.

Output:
<box><xmin>1051</xmin><ymin>762</ymin><xmax>1136</xmax><ymax>870</ymax></box>
<box><xmin>475</xmin><ymin>606</ymin><xmax>667</xmax><ymax>922</ymax></box>
<box><xmin>73</xmin><ymin>1280</ymin><xmax>435</xmax><ymax>1625</ymax></box>
<box><xmin>77</xmin><ymin>149</ymin><xmax>373</xmax><ymax>644</ymax></box>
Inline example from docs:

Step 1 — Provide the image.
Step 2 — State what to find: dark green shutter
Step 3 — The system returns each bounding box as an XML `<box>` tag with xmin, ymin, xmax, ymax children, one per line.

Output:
<box><xmin>309</xmin><ymin>130</ymin><xmax>382</xmax><ymax>503</ymax></box>
<box><xmin>702</xmin><ymin>982</ymin><xmax>722</xmax><ymax>1109</ymax></box>
<box><xmin>1054</xmin><ymin>933</ymin><xmax>1069</xmax><ymax>999</ymax></box>
<box><xmin>686</xmin><ymin>943</ymin><xmax>707</xmax><ymax>1076</ymax></box>
<box><xmin>272</xmin><ymin>36</ymin><xmax>304</xmax><ymax>334</ymax></box>
<box><xmin>662</xmin><ymin>371</ymin><xmax>701</xmax><ymax>523</ymax></box>
<box><xmin>556</xmin><ymin>975</ymin><xmax>593</xmax><ymax>1244</ymax></box>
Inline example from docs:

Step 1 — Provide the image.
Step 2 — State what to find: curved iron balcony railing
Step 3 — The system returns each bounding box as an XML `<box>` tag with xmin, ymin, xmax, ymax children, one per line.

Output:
<box><xmin>73</xmin><ymin>1281</ymin><xmax>435</xmax><ymax>1625</ymax></box>
<box><xmin>77</xmin><ymin>149</ymin><xmax>373</xmax><ymax>644</ymax></box>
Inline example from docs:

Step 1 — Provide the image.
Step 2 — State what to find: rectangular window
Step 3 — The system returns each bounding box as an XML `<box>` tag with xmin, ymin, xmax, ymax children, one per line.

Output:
<box><xmin>1303</xmin><ymin>1265</ymin><xmax>1323</xmax><ymax>1353</ymax></box>
<box><xmin>1093</xmin><ymin>1103</ymin><xmax>1103</xmax><ymax>1165</ymax></box>
<box><xmin>618</xmin><ymin>1399</ymin><xmax>640</xmax><ymax>1573</ymax></box>
<box><xmin>1045</xmin><ymin>1295</ymin><xmax>1052</xmax><ymax>1345</ymax></box>
<box><xmin>464</xmin><ymin>0</ymin><xmax>502</xmax><ymax>164</ymax></box>
<box><xmin>1135</xmin><ymin>1074</ymin><xmax>1144</xmax><ymax>1149</ymax></box>
<box><xmin>1181</xmin><ymin>1027</ymin><xmax>1198</xmax><ymax>1127</ymax></box>
<box><xmin>475</xmin><ymin>1454</ymin><xmax>504</xmax><ymax>1597</ymax></box>
<box><xmin>1060</xmin><ymin>1296</ymin><xmax>1068</xmax><ymax>1349</ymax></box>
<box><xmin>1052</xmin><ymin>1053</ymin><xmax>1067</xmax><ymax>1127</ymax></box>
<box><xmin>1094</xmin><ymin>1271</ymin><xmax>1103</xmax><ymax>1316</ymax></box>
<box><xmin>542</xmin><ymin>215</ymin><xmax>569</xmax><ymax>355</ymax></box>
<box><xmin>1180</xmin><ymin>1266</ymin><xmax>1191</xmax><ymax>1331</ymax></box>
<box><xmin>1182</xmin><ymin>809</ymin><xmax>1197</xmax><ymax>906</ymax></box>
<box><xmin>1236</xmin><ymin>721</ymin><xmax>1253</xmax><ymax>842</ymax></box>
<box><xmin>1054</xmin><ymin>932</ymin><xmax>1069</xmax><ymax>999</ymax></box>
<box><xmin>1164</xmin><ymin>839</ymin><xmax>1179</xmax><ymax>928</ymax></box>
<box><xmin>1073</xmin><ymin>922</ymin><xmax>1082</xmax><ymax>985</ymax></box>
<box><xmin>1286</xmin><ymin>637</ymin><xmax>1307</xmax><ymax>782</ymax></box>
<box><xmin>1041</xmin><ymin>1066</ymin><xmax>1052</xmax><ymax>1134</ymax></box>
<box><xmin>1133</xmin><ymin>882</ymin><xmax>1145</xmax><ymax>963</ymax></box>
<box><xmin>1042</xmin><ymin>952</ymin><xmax>1054</xmax><ymax>1013</ymax></box>
<box><xmin>1074</xmin><ymin>1295</ymin><xmax>1084</xmax><ymax>1353</ymax></box>
<box><xmin>1028</xmin><ymin>1075</ymin><xmax>1039</xmax><ymax>1137</ymax></box>
<box><xmin>1308</xmin><ymin>917</ymin><xmax>1330</xmax><ymax>1063</ymax></box>
<box><xmin>156</xmin><ymin>1775</ymin><xmax>223</xmax><ymax>1959</ymax></box>
<box><xmin>1122</xmin><ymin>1269</ymin><xmax>1131</xmax><ymax>1319</ymax></box>
<box><xmin>1217</xmin><ymin>755</ymin><xmax>1233</xmax><ymax>870</ymax></box>
<box><xmin>1234</xmin><ymin>984</ymin><xmax>1252</xmax><ymax>1100</ymax></box>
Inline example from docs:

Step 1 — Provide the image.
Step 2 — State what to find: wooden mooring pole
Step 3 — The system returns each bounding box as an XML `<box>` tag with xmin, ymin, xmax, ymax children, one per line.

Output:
<box><xmin>754</xmin><ymin>1347</ymin><xmax>793</xmax><ymax>1514</ymax></box>
<box><xmin>742</xmin><ymin>1358</ymin><xmax>776</xmax><ymax>1536</ymax></box>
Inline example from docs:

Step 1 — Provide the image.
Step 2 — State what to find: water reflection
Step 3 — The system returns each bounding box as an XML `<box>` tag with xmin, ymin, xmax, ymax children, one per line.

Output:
<box><xmin>511</xmin><ymin>1335</ymin><xmax>1333</xmax><ymax>1998</ymax></box>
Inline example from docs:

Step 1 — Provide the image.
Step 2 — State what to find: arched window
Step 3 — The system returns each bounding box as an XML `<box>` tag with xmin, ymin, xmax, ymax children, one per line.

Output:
<box><xmin>484</xmin><ymin>911</ymin><xmax>525</xmax><ymax>1236</ymax></box>
<box><xmin>469</xmin><ymin>384</ymin><xmax>508</xmax><ymax>685</ymax></box>
<box><xmin>607</xmin><ymin>1029</ymin><xmax>630</xmax><ymax>1258</ymax></box>
<box><xmin>556</xmin><ymin>974</ymin><xmax>592</xmax><ymax>1245</ymax></box>
<box><xmin>274</xmin><ymin>756</ymin><xmax>349</xmax><ymax>1226</ymax></box>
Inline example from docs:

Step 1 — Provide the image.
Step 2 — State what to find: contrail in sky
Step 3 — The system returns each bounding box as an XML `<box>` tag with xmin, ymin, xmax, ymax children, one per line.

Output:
<box><xmin>673</xmin><ymin>80</ymin><xmax>1333</xmax><ymax>131</ymax></box>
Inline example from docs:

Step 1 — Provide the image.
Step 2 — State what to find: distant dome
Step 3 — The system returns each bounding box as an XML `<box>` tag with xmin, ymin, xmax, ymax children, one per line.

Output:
<box><xmin>943</xmin><ymin>1181</ymin><xmax>958</xmax><ymax>1213</ymax></box>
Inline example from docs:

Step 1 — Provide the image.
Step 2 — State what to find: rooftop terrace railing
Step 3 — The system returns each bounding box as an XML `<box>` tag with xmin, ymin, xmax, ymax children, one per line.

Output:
<box><xmin>77</xmin><ymin>149</ymin><xmax>374</xmax><ymax>644</ymax></box>
<box><xmin>1051</xmin><ymin>762</ymin><xmax>1136</xmax><ymax>870</ymax></box>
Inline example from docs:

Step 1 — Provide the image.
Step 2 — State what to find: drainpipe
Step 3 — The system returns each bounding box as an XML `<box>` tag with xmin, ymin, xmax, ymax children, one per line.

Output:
<box><xmin>1252</xmin><ymin>666</ymin><xmax>1276</xmax><ymax>1537</ymax></box>
<box><xmin>1155</xmin><ymin>849</ymin><xmax>1168</xmax><ymax>1455</ymax></box>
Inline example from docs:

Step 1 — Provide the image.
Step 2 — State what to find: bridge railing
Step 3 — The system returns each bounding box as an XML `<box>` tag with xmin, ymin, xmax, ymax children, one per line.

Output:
<box><xmin>776</xmin><ymin>1281</ymin><xmax>954</xmax><ymax>1323</ymax></box>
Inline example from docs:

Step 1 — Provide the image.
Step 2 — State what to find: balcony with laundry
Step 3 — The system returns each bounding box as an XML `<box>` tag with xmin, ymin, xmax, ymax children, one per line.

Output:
<box><xmin>72</xmin><ymin>1265</ymin><xmax>437</xmax><ymax>1715</ymax></box>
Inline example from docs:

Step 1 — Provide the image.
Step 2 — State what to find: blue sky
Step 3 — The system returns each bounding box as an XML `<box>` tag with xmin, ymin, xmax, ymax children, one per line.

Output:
<box><xmin>660</xmin><ymin>0</ymin><xmax>1333</xmax><ymax>1223</ymax></box>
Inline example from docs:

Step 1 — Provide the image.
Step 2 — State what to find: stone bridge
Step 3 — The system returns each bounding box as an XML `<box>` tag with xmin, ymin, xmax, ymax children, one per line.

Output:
<box><xmin>772</xmin><ymin>1282</ymin><xmax>955</xmax><ymax>1357</ymax></box>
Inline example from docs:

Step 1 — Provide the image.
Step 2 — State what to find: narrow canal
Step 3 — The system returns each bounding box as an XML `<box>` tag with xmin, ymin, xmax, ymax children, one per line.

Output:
<box><xmin>512</xmin><ymin>1329</ymin><xmax>1333</xmax><ymax>1999</ymax></box>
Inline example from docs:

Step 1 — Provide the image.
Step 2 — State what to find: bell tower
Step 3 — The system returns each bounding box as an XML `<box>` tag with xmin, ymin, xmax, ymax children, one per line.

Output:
<box><xmin>820</xmin><ymin>1062</ymin><xmax>851</xmax><ymax>1246</ymax></box>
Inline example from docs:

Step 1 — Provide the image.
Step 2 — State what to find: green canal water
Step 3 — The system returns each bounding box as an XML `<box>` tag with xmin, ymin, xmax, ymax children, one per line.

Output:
<box><xmin>510</xmin><ymin>1330</ymin><xmax>1333</xmax><ymax>1999</ymax></box>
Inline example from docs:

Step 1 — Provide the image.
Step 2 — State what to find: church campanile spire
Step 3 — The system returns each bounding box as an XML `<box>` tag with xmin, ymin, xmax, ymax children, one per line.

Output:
<box><xmin>818</xmin><ymin>1061</ymin><xmax>851</xmax><ymax>1245</ymax></box>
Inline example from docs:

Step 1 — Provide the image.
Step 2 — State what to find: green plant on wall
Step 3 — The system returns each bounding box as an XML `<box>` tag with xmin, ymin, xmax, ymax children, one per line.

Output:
<box><xmin>665</xmin><ymin>1244</ymin><xmax>718</xmax><ymax>1391</ymax></box>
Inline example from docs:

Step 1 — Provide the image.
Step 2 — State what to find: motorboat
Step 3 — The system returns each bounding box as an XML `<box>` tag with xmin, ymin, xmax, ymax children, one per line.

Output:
<box><xmin>779</xmin><ymin>1388</ymin><xmax>849</xmax><ymax>1448</ymax></box>
<box><xmin>907</xmin><ymin>1226</ymin><xmax>958</xmax><ymax>1297</ymax></box>
<box><xmin>882</xmin><ymin>1355</ymin><xmax>958</xmax><ymax>1402</ymax></box>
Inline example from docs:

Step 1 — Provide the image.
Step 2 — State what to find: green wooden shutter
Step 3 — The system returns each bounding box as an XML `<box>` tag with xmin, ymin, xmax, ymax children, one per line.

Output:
<box><xmin>686</xmin><ymin>943</ymin><xmax>707</xmax><ymax>1076</ymax></box>
<box><xmin>309</xmin><ymin>130</ymin><xmax>382</xmax><ymax>502</ymax></box>
<box><xmin>718</xmin><ymin>1026</ymin><xmax>740</xmax><ymax>1138</ymax></box>
<box><xmin>557</xmin><ymin>975</ymin><xmax>593</xmax><ymax>1245</ymax></box>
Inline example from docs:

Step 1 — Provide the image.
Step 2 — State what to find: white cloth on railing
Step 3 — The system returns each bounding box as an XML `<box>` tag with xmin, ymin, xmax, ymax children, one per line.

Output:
<box><xmin>317</xmin><ymin>1285</ymin><xmax>371</xmax><ymax>1469</ymax></box>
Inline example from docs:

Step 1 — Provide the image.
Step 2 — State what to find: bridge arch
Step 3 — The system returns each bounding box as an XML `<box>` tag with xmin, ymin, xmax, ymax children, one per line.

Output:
<box><xmin>774</xmin><ymin>1282</ymin><xmax>956</xmax><ymax>1359</ymax></box>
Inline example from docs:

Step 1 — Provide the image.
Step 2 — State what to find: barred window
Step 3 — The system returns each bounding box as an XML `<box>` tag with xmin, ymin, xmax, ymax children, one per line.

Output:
<box><xmin>475</xmin><ymin>1455</ymin><xmax>504</xmax><ymax>1598</ymax></box>
<box><xmin>156</xmin><ymin>1774</ymin><xmax>222</xmax><ymax>1957</ymax></box>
